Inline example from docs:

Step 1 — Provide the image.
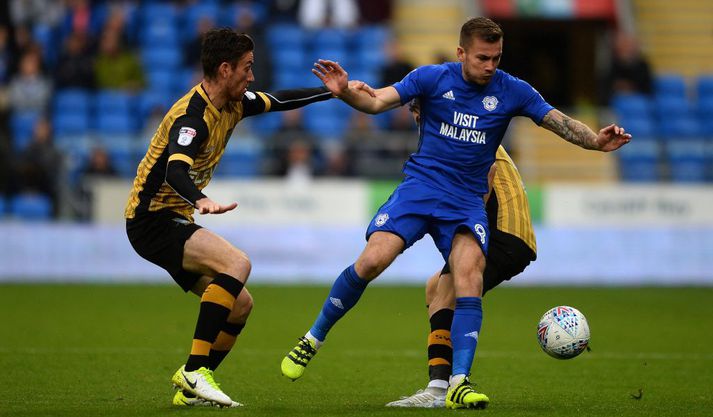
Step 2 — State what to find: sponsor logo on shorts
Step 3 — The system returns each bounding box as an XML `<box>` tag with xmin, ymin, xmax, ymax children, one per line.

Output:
<box><xmin>177</xmin><ymin>127</ymin><xmax>197</xmax><ymax>146</ymax></box>
<box><xmin>375</xmin><ymin>213</ymin><xmax>389</xmax><ymax>227</ymax></box>
<box><xmin>474</xmin><ymin>223</ymin><xmax>486</xmax><ymax>245</ymax></box>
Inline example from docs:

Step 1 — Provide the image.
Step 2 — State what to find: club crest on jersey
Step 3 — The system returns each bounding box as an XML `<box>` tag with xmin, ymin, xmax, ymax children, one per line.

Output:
<box><xmin>474</xmin><ymin>223</ymin><xmax>486</xmax><ymax>245</ymax></box>
<box><xmin>482</xmin><ymin>96</ymin><xmax>498</xmax><ymax>111</ymax></box>
<box><xmin>177</xmin><ymin>127</ymin><xmax>197</xmax><ymax>146</ymax></box>
<box><xmin>375</xmin><ymin>213</ymin><xmax>389</xmax><ymax>227</ymax></box>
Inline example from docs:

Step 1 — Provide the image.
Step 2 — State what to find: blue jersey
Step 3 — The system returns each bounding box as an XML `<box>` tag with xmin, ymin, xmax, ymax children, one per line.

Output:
<box><xmin>393</xmin><ymin>63</ymin><xmax>554</xmax><ymax>197</ymax></box>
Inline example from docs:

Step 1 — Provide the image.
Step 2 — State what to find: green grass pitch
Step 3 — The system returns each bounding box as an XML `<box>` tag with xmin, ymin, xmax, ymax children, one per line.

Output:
<box><xmin>1</xmin><ymin>284</ymin><xmax>712</xmax><ymax>416</ymax></box>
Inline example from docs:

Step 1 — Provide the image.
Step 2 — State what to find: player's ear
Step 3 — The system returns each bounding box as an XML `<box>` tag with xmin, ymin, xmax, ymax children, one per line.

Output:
<box><xmin>456</xmin><ymin>46</ymin><xmax>465</xmax><ymax>63</ymax></box>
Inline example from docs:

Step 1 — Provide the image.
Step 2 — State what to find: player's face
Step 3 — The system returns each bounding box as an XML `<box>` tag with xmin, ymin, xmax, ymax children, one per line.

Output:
<box><xmin>457</xmin><ymin>37</ymin><xmax>502</xmax><ymax>85</ymax></box>
<box><xmin>226</xmin><ymin>51</ymin><xmax>255</xmax><ymax>101</ymax></box>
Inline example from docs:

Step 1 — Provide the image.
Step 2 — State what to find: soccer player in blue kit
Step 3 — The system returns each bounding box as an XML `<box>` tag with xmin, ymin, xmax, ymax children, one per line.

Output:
<box><xmin>281</xmin><ymin>17</ymin><xmax>631</xmax><ymax>409</ymax></box>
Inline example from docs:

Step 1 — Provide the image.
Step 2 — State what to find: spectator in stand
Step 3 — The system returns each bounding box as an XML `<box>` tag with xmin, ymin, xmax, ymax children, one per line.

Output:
<box><xmin>184</xmin><ymin>16</ymin><xmax>214</xmax><ymax>69</ymax></box>
<box><xmin>82</xmin><ymin>146</ymin><xmax>117</xmax><ymax>178</ymax></box>
<box><xmin>266</xmin><ymin>109</ymin><xmax>320</xmax><ymax>177</ymax></box>
<box><xmin>9</xmin><ymin>49</ymin><xmax>52</xmax><ymax>113</ymax></box>
<box><xmin>234</xmin><ymin>8</ymin><xmax>272</xmax><ymax>92</ymax></box>
<box><xmin>356</xmin><ymin>0</ymin><xmax>392</xmax><ymax>24</ymax></box>
<box><xmin>268</xmin><ymin>0</ymin><xmax>300</xmax><ymax>24</ymax></box>
<box><xmin>0</xmin><ymin>25</ymin><xmax>11</xmax><ymax>84</ymax></box>
<box><xmin>54</xmin><ymin>30</ymin><xmax>95</xmax><ymax>89</ymax></box>
<box><xmin>605</xmin><ymin>31</ymin><xmax>653</xmax><ymax>102</ymax></box>
<box><xmin>14</xmin><ymin>117</ymin><xmax>62</xmax><ymax>215</ymax></box>
<box><xmin>94</xmin><ymin>28</ymin><xmax>144</xmax><ymax>91</ymax></box>
<box><xmin>298</xmin><ymin>0</ymin><xmax>359</xmax><ymax>29</ymax></box>
<box><xmin>379</xmin><ymin>40</ymin><xmax>414</xmax><ymax>130</ymax></box>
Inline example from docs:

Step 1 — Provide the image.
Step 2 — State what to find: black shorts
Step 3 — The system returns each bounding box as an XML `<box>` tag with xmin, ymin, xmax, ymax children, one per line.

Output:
<box><xmin>441</xmin><ymin>229</ymin><xmax>536</xmax><ymax>296</ymax></box>
<box><xmin>126</xmin><ymin>209</ymin><xmax>203</xmax><ymax>292</ymax></box>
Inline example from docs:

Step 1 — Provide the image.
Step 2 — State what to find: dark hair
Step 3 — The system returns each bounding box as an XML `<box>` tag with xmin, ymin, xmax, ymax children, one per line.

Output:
<box><xmin>201</xmin><ymin>28</ymin><xmax>254</xmax><ymax>79</ymax></box>
<box><xmin>459</xmin><ymin>17</ymin><xmax>503</xmax><ymax>47</ymax></box>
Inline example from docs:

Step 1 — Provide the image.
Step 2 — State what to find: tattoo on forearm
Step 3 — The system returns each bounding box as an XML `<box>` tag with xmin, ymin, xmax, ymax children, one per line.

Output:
<box><xmin>543</xmin><ymin>112</ymin><xmax>598</xmax><ymax>150</ymax></box>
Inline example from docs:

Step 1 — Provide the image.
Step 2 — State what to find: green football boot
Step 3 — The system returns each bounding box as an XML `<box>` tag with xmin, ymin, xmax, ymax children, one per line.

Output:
<box><xmin>281</xmin><ymin>336</ymin><xmax>318</xmax><ymax>381</ymax></box>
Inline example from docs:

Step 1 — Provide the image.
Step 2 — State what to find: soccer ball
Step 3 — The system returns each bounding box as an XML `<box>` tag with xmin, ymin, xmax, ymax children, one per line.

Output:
<box><xmin>537</xmin><ymin>306</ymin><xmax>590</xmax><ymax>359</ymax></box>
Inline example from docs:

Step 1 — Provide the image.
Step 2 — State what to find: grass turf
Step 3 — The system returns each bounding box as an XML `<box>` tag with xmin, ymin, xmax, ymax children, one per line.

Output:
<box><xmin>1</xmin><ymin>284</ymin><xmax>712</xmax><ymax>416</ymax></box>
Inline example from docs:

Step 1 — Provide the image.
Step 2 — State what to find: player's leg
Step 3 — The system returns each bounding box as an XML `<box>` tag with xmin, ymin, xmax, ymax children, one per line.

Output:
<box><xmin>281</xmin><ymin>231</ymin><xmax>404</xmax><ymax>380</ymax></box>
<box><xmin>386</xmin><ymin>270</ymin><xmax>453</xmax><ymax>408</ymax></box>
<box><xmin>445</xmin><ymin>231</ymin><xmax>489</xmax><ymax>409</ymax></box>
<box><xmin>171</xmin><ymin>228</ymin><xmax>251</xmax><ymax>406</ymax></box>
<box><xmin>174</xmin><ymin>280</ymin><xmax>251</xmax><ymax>408</ymax></box>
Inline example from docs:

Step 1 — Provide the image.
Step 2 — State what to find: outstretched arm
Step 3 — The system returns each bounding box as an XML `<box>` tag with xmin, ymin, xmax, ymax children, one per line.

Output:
<box><xmin>312</xmin><ymin>59</ymin><xmax>402</xmax><ymax>114</ymax></box>
<box><xmin>540</xmin><ymin>109</ymin><xmax>632</xmax><ymax>152</ymax></box>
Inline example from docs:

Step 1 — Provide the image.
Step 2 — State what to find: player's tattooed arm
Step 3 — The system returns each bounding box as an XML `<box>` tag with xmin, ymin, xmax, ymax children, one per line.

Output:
<box><xmin>541</xmin><ymin>109</ymin><xmax>632</xmax><ymax>152</ymax></box>
<box><xmin>541</xmin><ymin>109</ymin><xmax>599</xmax><ymax>150</ymax></box>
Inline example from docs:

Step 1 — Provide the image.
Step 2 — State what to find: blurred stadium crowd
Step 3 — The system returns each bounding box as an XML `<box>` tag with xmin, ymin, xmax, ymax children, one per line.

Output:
<box><xmin>0</xmin><ymin>0</ymin><xmax>711</xmax><ymax>222</ymax></box>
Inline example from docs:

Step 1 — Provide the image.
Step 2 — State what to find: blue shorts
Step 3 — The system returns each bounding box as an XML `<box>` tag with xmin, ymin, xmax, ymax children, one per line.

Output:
<box><xmin>366</xmin><ymin>177</ymin><xmax>489</xmax><ymax>261</ymax></box>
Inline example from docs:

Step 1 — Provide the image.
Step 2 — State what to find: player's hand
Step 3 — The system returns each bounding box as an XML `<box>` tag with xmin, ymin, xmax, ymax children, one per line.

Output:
<box><xmin>195</xmin><ymin>197</ymin><xmax>238</xmax><ymax>215</ymax></box>
<box><xmin>596</xmin><ymin>124</ymin><xmax>632</xmax><ymax>152</ymax></box>
<box><xmin>348</xmin><ymin>80</ymin><xmax>376</xmax><ymax>97</ymax></box>
<box><xmin>313</xmin><ymin>59</ymin><xmax>349</xmax><ymax>97</ymax></box>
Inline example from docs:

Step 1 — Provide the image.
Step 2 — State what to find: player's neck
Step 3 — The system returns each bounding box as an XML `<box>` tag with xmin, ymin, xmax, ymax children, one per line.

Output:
<box><xmin>201</xmin><ymin>80</ymin><xmax>227</xmax><ymax>110</ymax></box>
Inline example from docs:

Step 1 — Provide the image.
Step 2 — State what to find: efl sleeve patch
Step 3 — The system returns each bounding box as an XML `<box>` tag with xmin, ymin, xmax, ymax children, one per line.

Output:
<box><xmin>177</xmin><ymin>127</ymin><xmax>197</xmax><ymax>146</ymax></box>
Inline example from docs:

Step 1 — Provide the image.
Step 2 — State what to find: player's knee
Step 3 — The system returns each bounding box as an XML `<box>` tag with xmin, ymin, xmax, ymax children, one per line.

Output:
<box><xmin>226</xmin><ymin>250</ymin><xmax>252</xmax><ymax>282</ymax></box>
<box><xmin>355</xmin><ymin>253</ymin><xmax>389</xmax><ymax>279</ymax></box>
<box><xmin>232</xmin><ymin>291</ymin><xmax>253</xmax><ymax>322</ymax></box>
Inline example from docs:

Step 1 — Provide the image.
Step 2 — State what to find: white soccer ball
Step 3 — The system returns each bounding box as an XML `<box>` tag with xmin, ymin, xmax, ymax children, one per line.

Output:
<box><xmin>537</xmin><ymin>306</ymin><xmax>590</xmax><ymax>359</ymax></box>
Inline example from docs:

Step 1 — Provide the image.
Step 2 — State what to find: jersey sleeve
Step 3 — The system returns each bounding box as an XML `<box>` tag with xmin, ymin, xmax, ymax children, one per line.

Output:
<box><xmin>241</xmin><ymin>87</ymin><xmax>333</xmax><ymax>117</ymax></box>
<box><xmin>511</xmin><ymin>78</ymin><xmax>554</xmax><ymax>125</ymax></box>
<box><xmin>392</xmin><ymin>65</ymin><xmax>441</xmax><ymax>105</ymax></box>
<box><xmin>167</xmin><ymin>115</ymin><xmax>209</xmax><ymax>165</ymax></box>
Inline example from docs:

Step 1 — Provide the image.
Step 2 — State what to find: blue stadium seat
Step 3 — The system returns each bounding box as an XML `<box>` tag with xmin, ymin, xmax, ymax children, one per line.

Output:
<box><xmin>617</xmin><ymin>138</ymin><xmax>661</xmax><ymax>182</ymax></box>
<box><xmin>95</xmin><ymin>90</ymin><xmax>134</xmax><ymax>115</ymax></box>
<box><xmin>654</xmin><ymin>74</ymin><xmax>687</xmax><ymax>99</ymax></box>
<box><xmin>141</xmin><ymin>46</ymin><xmax>183</xmax><ymax>70</ymax></box>
<box><xmin>181</xmin><ymin>3</ymin><xmax>219</xmax><ymax>42</ymax></box>
<box><xmin>139</xmin><ymin>3</ymin><xmax>179</xmax><ymax>47</ymax></box>
<box><xmin>354</xmin><ymin>25</ymin><xmax>391</xmax><ymax>50</ymax></box>
<box><xmin>659</xmin><ymin>114</ymin><xmax>701</xmax><ymax>140</ymax></box>
<box><xmin>96</xmin><ymin>113</ymin><xmax>137</xmax><ymax>136</ymax></box>
<box><xmin>216</xmin><ymin>144</ymin><xmax>263</xmax><ymax>177</ymax></box>
<box><xmin>311</xmin><ymin>28</ymin><xmax>350</xmax><ymax>50</ymax></box>
<box><xmin>247</xmin><ymin>111</ymin><xmax>283</xmax><ymax>137</ymax></box>
<box><xmin>10</xmin><ymin>111</ymin><xmax>42</xmax><ymax>150</ymax></box>
<box><xmin>53</xmin><ymin>112</ymin><xmax>90</xmax><ymax>137</ymax></box>
<box><xmin>310</xmin><ymin>46</ymin><xmax>350</xmax><ymax>69</ymax></box>
<box><xmin>611</xmin><ymin>93</ymin><xmax>652</xmax><ymax>118</ymax></box>
<box><xmin>145</xmin><ymin>69</ymin><xmax>180</xmax><ymax>95</ymax></box>
<box><xmin>696</xmin><ymin>75</ymin><xmax>713</xmax><ymax>100</ymax></box>
<box><xmin>654</xmin><ymin>96</ymin><xmax>694</xmax><ymax>119</ymax></box>
<box><xmin>270</xmin><ymin>48</ymin><xmax>308</xmax><ymax>71</ymax></box>
<box><xmin>620</xmin><ymin>115</ymin><xmax>656</xmax><ymax>138</ymax></box>
<box><xmin>9</xmin><ymin>193</ymin><xmax>53</xmax><ymax>221</ymax></box>
<box><xmin>109</xmin><ymin>145</ymin><xmax>143</xmax><ymax>178</ymax></box>
<box><xmin>354</xmin><ymin>48</ymin><xmax>386</xmax><ymax>72</ymax></box>
<box><xmin>266</xmin><ymin>24</ymin><xmax>307</xmax><ymax>48</ymax></box>
<box><xmin>348</xmin><ymin>69</ymin><xmax>380</xmax><ymax>88</ymax></box>
<box><xmin>303</xmin><ymin>101</ymin><xmax>351</xmax><ymax>138</ymax></box>
<box><xmin>54</xmin><ymin>89</ymin><xmax>92</xmax><ymax>114</ymax></box>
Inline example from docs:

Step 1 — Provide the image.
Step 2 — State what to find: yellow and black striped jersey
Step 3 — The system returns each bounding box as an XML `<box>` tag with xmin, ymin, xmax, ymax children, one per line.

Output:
<box><xmin>124</xmin><ymin>84</ymin><xmax>273</xmax><ymax>221</ymax></box>
<box><xmin>490</xmin><ymin>146</ymin><xmax>536</xmax><ymax>254</ymax></box>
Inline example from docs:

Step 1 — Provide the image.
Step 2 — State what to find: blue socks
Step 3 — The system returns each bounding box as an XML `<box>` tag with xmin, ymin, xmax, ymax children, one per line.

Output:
<box><xmin>309</xmin><ymin>264</ymin><xmax>368</xmax><ymax>341</ymax></box>
<box><xmin>451</xmin><ymin>297</ymin><xmax>483</xmax><ymax>376</ymax></box>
